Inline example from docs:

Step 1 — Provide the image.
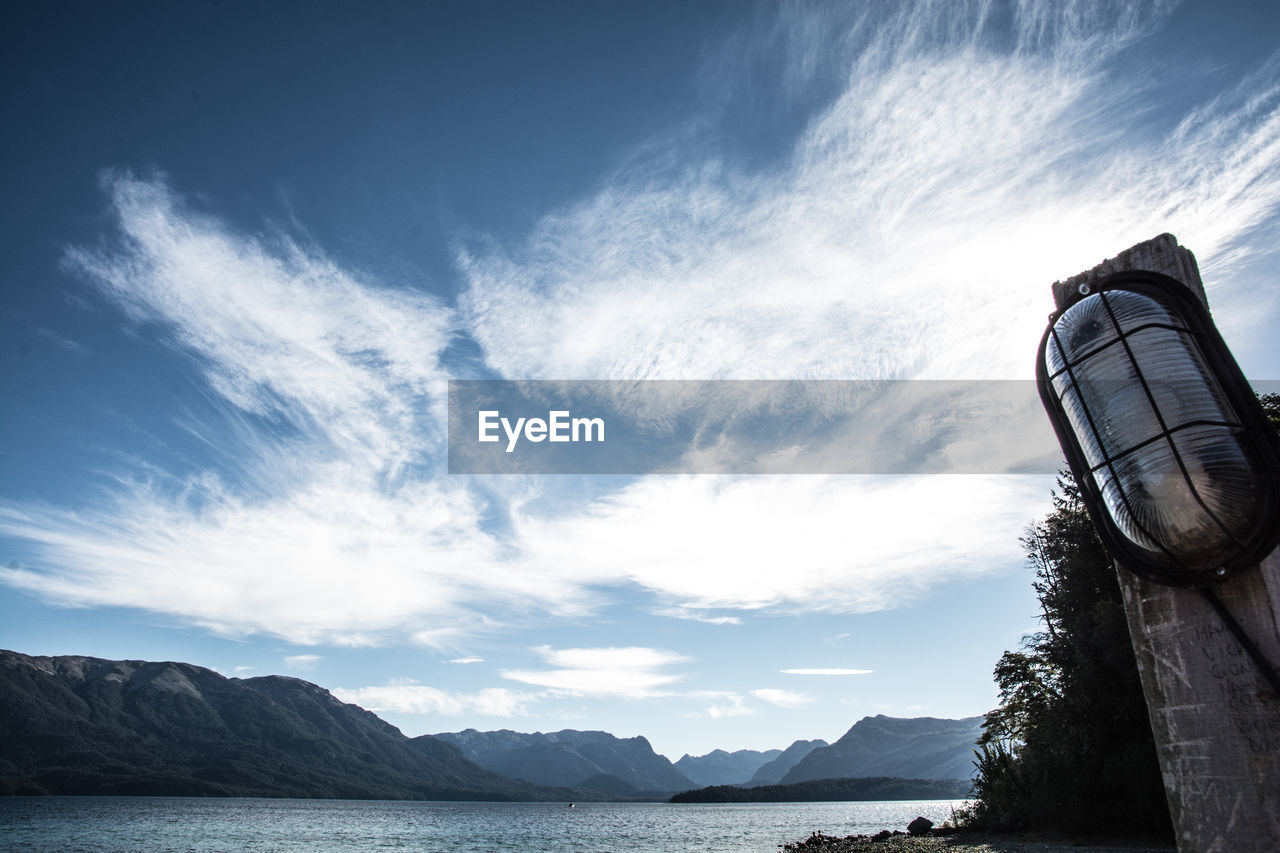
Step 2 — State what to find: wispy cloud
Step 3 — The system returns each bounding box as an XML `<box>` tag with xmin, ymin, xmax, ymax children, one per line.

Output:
<box><xmin>654</xmin><ymin>607</ymin><xmax>742</xmax><ymax>626</ymax></box>
<box><xmin>751</xmin><ymin>688</ymin><xmax>816</xmax><ymax>709</ymax></box>
<box><xmin>513</xmin><ymin>475</ymin><xmax>1046</xmax><ymax>613</ymax></box>
<box><xmin>333</xmin><ymin>678</ymin><xmax>535</xmax><ymax>717</ymax></box>
<box><xmin>4</xmin><ymin>1</ymin><xmax>1280</xmax><ymax>649</ymax></box>
<box><xmin>460</xmin><ymin>1</ymin><xmax>1280</xmax><ymax>384</ymax></box>
<box><xmin>284</xmin><ymin>654</ymin><xmax>322</xmax><ymax>671</ymax></box>
<box><xmin>448</xmin><ymin>657</ymin><xmax>485</xmax><ymax>665</ymax></box>
<box><xmin>0</xmin><ymin>176</ymin><xmax>597</xmax><ymax>645</ymax></box>
<box><xmin>782</xmin><ymin>668</ymin><xmax>873</xmax><ymax>676</ymax></box>
<box><xmin>500</xmin><ymin>645</ymin><xmax>690</xmax><ymax>699</ymax></box>
<box><xmin>68</xmin><ymin>173</ymin><xmax>453</xmax><ymax>465</ymax></box>
<box><xmin>682</xmin><ymin>691</ymin><xmax>754</xmax><ymax>719</ymax></box>
<box><xmin>31</xmin><ymin>325</ymin><xmax>89</xmax><ymax>354</ymax></box>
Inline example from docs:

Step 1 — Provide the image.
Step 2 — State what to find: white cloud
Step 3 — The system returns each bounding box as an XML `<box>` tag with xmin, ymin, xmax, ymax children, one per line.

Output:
<box><xmin>751</xmin><ymin>688</ymin><xmax>816</xmax><ymax>709</ymax></box>
<box><xmin>333</xmin><ymin>679</ymin><xmax>534</xmax><ymax>717</ymax></box>
<box><xmin>284</xmin><ymin>654</ymin><xmax>322</xmax><ymax>671</ymax></box>
<box><xmin>68</xmin><ymin>173</ymin><xmax>453</xmax><ymax>465</ymax></box>
<box><xmin>501</xmin><ymin>645</ymin><xmax>690</xmax><ymax>699</ymax></box>
<box><xmin>782</xmin><ymin>668</ymin><xmax>873</xmax><ymax>676</ymax></box>
<box><xmin>460</xmin><ymin>1</ymin><xmax>1280</xmax><ymax>385</ymax></box>
<box><xmin>654</xmin><ymin>607</ymin><xmax>742</xmax><ymax>626</ymax></box>
<box><xmin>682</xmin><ymin>691</ymin><xmax>755</xmax><ymax>719</ymax></box>
<box><xmin>0</xmin><ymin>475</ymin><xmax>561</xmax><ymax>646</ymax></box>
<box><xmin>5</xmin><ymin>2</ymin><xmax>1280</xmax><ymax>648</ymax></box>
<box><xmin>514</xmin><ymin>475</ymin><xmax>1048</xmax><ymax>613</ymax></box>
<box><xmin>0</xmin><ymin>176</ymin><xmax>599</xmax><ymax>645</ymax></box>
<box><xmin>448</xmin><ymin>657</ymin><xmax>485</xmax><ymax>665</ymax></box>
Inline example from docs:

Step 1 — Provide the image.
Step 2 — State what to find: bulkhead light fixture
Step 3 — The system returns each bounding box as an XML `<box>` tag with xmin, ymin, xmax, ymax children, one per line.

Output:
<box><xmin>1036</xmin><ymin>270</ymin><xmax>1280</xmax><ymax>587</ymax></box>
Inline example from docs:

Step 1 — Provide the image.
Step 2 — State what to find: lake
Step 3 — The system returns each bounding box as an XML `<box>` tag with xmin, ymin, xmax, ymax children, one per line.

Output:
<box><xmin>0</xmin><ymin>797</ymin><xmax>968</xmax><ymax>852</ymax></box>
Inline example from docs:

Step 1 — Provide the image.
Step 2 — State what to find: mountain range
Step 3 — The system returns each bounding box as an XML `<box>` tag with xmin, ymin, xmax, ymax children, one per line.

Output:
<box><xmin>747</xmin><ymin>738</ymin><xmax>830</xmax><ymax>785</ymax></box>
<box><xmin>672</xmin><ymin>739</ymin><xmax>832</xmax><ymax>787</ymax></box>
<box><xmin>1</xmin><ymin>650</ymin><xmax>982</xmax><ymax>798</ymax></box>
<box><xmin>675</xmin><ymin>747</ymin><xmax>781</xmax><ymax>787</ymax></box>
<box><xmin>432</xmin><ymin>728</ymin><xmax>694</xmax><ymax>794</ymax></box>
<box><xmin>0</xmin><ymin>650</ymin><xmax>553</xmax><ymax>799</ymax></box>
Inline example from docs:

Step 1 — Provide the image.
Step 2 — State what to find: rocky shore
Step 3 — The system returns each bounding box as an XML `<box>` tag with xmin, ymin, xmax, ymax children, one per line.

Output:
<box><xmin>781</xmin><ymin>826</ymin><xmax>1175</xmax><ymax>853</ymax></box>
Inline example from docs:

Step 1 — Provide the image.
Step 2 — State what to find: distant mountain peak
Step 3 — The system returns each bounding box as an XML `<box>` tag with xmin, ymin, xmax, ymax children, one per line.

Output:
<box><xmin>674</xmin><ymin>746</ymin><xmax>783</xmax><ymax>787</ymax></box>
<box><xmin>433</xmin><ymin>727</ymin><xmax>693</xmax><ymax>793</ymax></box>
<box><xmin>780</xmin><ymin>714</ymin><xmax>983</xmax><ymax>784</ymax></box>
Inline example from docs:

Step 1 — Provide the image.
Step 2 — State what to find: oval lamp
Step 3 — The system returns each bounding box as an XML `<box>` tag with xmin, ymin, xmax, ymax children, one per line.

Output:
<box><xmin>1036</xmin><ymin>270</ymin><xmax>1280</xmax><ymax>586</ymax></box>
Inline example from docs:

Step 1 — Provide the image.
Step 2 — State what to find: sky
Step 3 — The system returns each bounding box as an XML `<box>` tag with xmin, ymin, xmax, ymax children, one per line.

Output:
<box><xmin>3</xmin><ymin>0</ymin><xmax>1280</xmax><ymax>762</ymax></box>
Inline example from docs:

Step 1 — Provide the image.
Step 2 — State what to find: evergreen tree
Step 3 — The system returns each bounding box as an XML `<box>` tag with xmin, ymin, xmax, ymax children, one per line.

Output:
<box><xmin>1259</xmin><ymin>392</ymin><xmax>1280</xmax><ymax>433</ymax></box>
<box><xmin>968</xmin><ymin>471</ymin><xmax>1171</xmax><ymax>838</ymax></box>
<box><xmin>969</xmin><ymin>392</ymin><xmax>1277</xmax><ymax>836</ymax></box>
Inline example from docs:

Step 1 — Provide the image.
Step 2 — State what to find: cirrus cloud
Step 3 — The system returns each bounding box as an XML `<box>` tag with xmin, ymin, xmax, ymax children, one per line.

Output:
<box><xmin>332</xmin><ymin>679</ymin><xmax>535</xmax><ymax>717</ymax></box>
<box><xmin>4</xmin><ymin>1</ymin><xmax>1280</xmax><ymax>650</ymax></box>
<box><xmin>751</xmin><ymin>688</ymin><xmax>816</xmax><ymax>709</ymax></box>
<box><xmin>500</xmin><ymin>645</ymin><xmax>691</xmax><ymax>699</ymax></box>
<box><xmin>782</xmin><ymin>668</ymin><xmax>874</xmax><ymax>676</ymax></box>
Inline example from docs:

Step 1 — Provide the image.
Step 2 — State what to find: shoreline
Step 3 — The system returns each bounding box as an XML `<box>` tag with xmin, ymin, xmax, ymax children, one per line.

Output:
<box><xmin>782</xmin><ymin>831</ymin><xmax>1176</xmax><ymax>853</ymax></box>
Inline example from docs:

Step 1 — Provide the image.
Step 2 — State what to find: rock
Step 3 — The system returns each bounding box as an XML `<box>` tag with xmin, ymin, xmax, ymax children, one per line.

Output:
<box><xmin>906</xmin><ymin>816</ymin><xmax>934</xmax><ymax>836</ymax></box>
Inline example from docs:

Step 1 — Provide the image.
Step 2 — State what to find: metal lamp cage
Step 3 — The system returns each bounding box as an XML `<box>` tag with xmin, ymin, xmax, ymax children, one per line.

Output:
<box><xmin>1036</xmin><ymin>270</ymin><xmax>1280</xmax><ymax>587</ymax></box>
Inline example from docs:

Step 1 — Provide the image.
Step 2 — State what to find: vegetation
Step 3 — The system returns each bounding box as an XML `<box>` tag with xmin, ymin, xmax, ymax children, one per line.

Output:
<box><xmin>964</xmin><ymin>391</ymin><xmax>1278</xmax><ymax>837</ymax></box>
<box><xmin>670</xmin><ymin>776</ymin><xmax>970</xmax><ymax>803</ymax></box>
<box><xmin>1260</xmin><ymin>392</ymin><xmax>1280</xmax><ymax>433</ymax></box>
<box><xmin>963</xmin><ymin>471</ymin><xmax>1172</xmax><ymax>838</ymax></box>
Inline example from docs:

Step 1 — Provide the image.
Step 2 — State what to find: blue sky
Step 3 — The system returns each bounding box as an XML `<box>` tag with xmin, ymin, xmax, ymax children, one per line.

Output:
<box><xmin>3</xmin><ymin>0</ymin><xmax>1279</xmax><ymax>761</ymax></box>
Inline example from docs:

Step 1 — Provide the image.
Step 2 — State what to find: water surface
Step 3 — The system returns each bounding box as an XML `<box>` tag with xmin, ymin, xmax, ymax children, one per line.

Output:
<box><xmin>0</xmin><ymin>797</ymin><xmax>968</xmax><ymax>852</ymax></box>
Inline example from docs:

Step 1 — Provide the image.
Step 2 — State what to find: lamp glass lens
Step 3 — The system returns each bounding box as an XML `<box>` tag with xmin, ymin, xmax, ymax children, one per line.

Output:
<box><xmin>1096</xmin><ymin>437</ymin><xmax>1235</xmax><ymax>568</ymax></box>
<box><xmin>1170</xmin><ymin>424</ymin><xmax>1261</xmax><ymax>534</ymax></box>
<box><xmin>1044</xmin><ymin>287</ymin><xmax>1262</xmax><ymax>577</ymax></box>
<box><xmin>1053</xmin><ymin>382</ymin><xmax>1107</xmax><ymax>468</ymax></box>
<box><xmin>1061</xmin><ymin>341</ymin><xmax>1162</xmax><ymax>461</ymax></box>
<box><xmin>1126</xmin><ymin>326</ymin><xmax>1232</xmax><ymax>429</ymax></box>
<box><xmin>1099</xmin><ymin>289</ymin><xmax>1185</xmax><ymax>332</ymax></box>
<box><xmin>1046</xmin><ymin>294</ymin><xmax>1114</xmax><ymax>370</ymax></box>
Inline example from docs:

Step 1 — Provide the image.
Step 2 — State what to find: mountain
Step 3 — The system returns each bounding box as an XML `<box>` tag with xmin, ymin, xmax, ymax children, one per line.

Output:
<box><xmin>432</xmin><ymin>728</ymin><xmax>695</xmax><ymax>793</ymax></box>
<box><xmin>746</xmin><ymin>738</ymin><xmax>828</xmax><ymax>785</ymax></box>
<box><xmin>0</xmin><ymin>650</ymin><xmax>554</xmax><ymax>799</ymax></box>
<box><xmin>0</xmin><ymin>650</ymin><xmax>984</xmax><ymax>800</ymax></box>
<box><xmin>780</xmin><ymin>715</ymin><xmax>983</xmax><ymax>783</ymax></box>
<box><xmin>674</xmin><ymin>748</ymin><xmax>782</xmax><ymax>787</ymax></box>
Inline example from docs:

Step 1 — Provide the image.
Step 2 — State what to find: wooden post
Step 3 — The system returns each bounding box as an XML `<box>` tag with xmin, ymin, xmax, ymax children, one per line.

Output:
<box><xmin>1052</xmin><ymin>234</ymin><xmax>1280</xmax><ymax>853</ymax></box>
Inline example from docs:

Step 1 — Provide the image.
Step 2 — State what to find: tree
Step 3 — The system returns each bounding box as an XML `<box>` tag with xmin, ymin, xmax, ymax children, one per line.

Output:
<box><xmin>968</xmin><ymin>391</ymin><xmax>1278</xmax><ymax>836</ymax></box>
<box><xmin>967</xmin><ymin>471</ymin><xmax>1171</xmax><ymax>838</ymax></box>
<box><xmin>1259</xmin><ymin>392</ymin><xmax>1280</xmax><ymax>434</ymax></box>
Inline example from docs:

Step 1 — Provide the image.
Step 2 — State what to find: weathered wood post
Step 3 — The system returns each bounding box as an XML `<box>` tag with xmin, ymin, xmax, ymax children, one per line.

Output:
<box><xmin>1049</xmin><ymin>234</ymin><xmax>1280</xmax><ymax>852</ymax></box>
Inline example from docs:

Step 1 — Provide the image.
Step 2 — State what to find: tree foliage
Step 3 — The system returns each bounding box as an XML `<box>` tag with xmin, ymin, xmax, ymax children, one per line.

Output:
<box><xmin>967</xmin><ymin>392</ymin><xmax>1278</xmax><ymax>836</ymax></box>
<box><xmin>1259</xmin><ymin>392</ymin><xmax>1280</xmax><ymax>434</ymax></box>
<box><xmin>966</xmin><ymin>472</ymin><xmax>1172</xmax><ymax>838</ymax></box>
<box><xmin>669</xmin><ymin>776</ymin><xmax>969</xmax><ymax>803</ymax></box>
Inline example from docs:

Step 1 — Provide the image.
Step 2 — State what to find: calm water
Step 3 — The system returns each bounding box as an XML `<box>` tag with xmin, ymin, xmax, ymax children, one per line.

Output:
<box><xmin>0</xmin><ymin>797</ymin><xmax>968</xmax><ymax>852</ymax></box>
